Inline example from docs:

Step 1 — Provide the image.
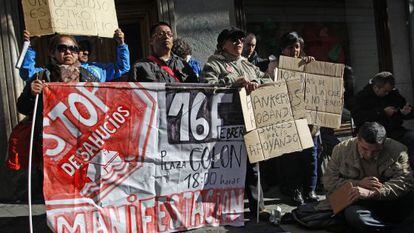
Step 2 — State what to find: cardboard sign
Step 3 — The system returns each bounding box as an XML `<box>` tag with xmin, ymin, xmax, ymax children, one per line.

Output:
<box><xmin>42</xmin><ymin>83</ymin><xmax>246</xmax><ymax>232</ymax></box>
<box><xmin>327</xmin><ymin>182</ymin><xmax>354</xmax><ymax>215</ymax></box>
<box><xmin>276</xmin><ymin>56</ymin><xmax>345</xmax><ymax>128</ymax></box>
<box><xmin>240</xmin><ymin>84</ymin><xmax>314</xmax><ymax>163</ymax></box>
<box><xmin>22</xmin><ymin>0</ymin><xmax>118</xmax><ymax>37</ymax></box>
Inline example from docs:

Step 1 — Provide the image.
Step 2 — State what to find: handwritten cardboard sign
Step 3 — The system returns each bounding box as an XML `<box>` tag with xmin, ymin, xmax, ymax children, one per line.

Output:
<box><xmin>240</xmin><ymin>84</ymin><xmax>314</xmax><ymax>163</ymax></box>
<box><xmin>276</xmin><ymin>56</ymin><xmax>345</xmax><ymax>128</ymax></box>
<box><xmin>22</xmin><ymin>0</ymin><xmax>118</xmax><ymax>37</ymax></box>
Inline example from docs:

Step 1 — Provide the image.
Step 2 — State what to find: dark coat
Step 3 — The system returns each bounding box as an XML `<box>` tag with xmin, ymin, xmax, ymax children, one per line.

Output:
<box><xmin>246</xmin><ymin>51</ymin><xmax>269</xmax><ymax>72</ymax></box>
<box><xmin>351</xmin><ymin>84</ymin><xmax>414</xmax><ymax>138</ymax></box>
<box><xmin>128</xmin><ymin>54</ymin><xmax>198</xmax><ymax>83</ymax></box>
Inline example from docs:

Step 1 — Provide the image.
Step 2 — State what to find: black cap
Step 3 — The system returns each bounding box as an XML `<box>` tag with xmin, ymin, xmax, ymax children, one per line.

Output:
<box><xmin>217</xmin><ymin>27</ymin><xmax>246</xmax><ymax>49</ymax></box>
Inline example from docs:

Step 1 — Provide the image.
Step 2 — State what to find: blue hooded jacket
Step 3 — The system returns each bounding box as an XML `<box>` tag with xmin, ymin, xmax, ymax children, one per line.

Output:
<box><xmin>19</xmin><ymin>44</ymin><xmax>130</xmax><ymax>82</ymax></box>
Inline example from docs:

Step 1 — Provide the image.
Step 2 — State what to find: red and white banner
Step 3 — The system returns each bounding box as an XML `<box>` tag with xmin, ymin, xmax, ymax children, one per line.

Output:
<box><xmin>42</xmin><ymin>82</ymin><xmax>247</xmax><ymax>233</ymax></box>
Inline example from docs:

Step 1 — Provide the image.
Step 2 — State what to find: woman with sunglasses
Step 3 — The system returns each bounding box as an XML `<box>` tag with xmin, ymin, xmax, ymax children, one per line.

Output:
<box><xmin>19</xmin><ymin>29</ymin><xmax>130</xmax><ymax>82</ymax></box>
<box><xmin>15</xmin><ymin>34</ymin><xmax>102</xmax><ymax>203</ymax></box>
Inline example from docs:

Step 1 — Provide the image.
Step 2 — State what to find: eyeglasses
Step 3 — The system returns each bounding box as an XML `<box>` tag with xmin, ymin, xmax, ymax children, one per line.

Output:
<box><xmin>153</xmin><ymin>31</ymin><xmax>174</xmax><ymax>38</ymax></box>
<box><xmin>56</xmin><ymin>44</ymin><xmax>80</xmax><ymax>53</ymax></box>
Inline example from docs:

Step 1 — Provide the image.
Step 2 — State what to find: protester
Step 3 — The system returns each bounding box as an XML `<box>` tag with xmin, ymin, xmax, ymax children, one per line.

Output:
<box><xmin>129</xmin><ymin>22</ymin><xmax>198</xmax><ymax>83</ymax></box>
<box><xmin>265</xmin><ymin>31</ymin><xmax>319</xmax><ymax>205</ymax></box>
<box><xmin>201</xmin><ymin>27</ymin><xmax>272</xmax><ymax>218</ymax></box>
<box><xmin>266</xmin><ymin>31</ymin><xmax>315</xmax><ymax>79</ymax></box>
<box><xmin>172</xmin><ymin>38</ymin><xmax>202</xmax><ymax>77</ymax></box>
<box><xmin>242</xmin><ymin>33</ymin><xmax>269</xmax><ymax>72</ymax></box>
<box><xmin>323</xmin><ymin>122</ymin><xmax>414</xmax><ymax>232</ymax></box>
<box><xmin>77</xmin><ymin>39</ymin><xmax>92</xmax><ymax>63</ymax></box>
<box><xmin>352</xmin><ymin>72</ymin><xmax>414</xmax><ymax>168</ymax></box>
<box><xmin>19</xmin><ymin>29</ymin><xmax>130</xmax><ymax>82</ymax></box>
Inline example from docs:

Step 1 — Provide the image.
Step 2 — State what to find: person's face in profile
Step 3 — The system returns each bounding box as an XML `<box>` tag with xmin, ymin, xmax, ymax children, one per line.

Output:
<box><xmin>223</xmin><ymin>35</ymin><xmax>244</xmax><ymax>57</ymax></box>
<box><xmin>52</xmin><ymin>37</ymin><xmax>79</xmax><ymax>65</ymax></box>
<box><xmin>282</xmin><ymin>41</ymin><xmax>301</xmax><ymax>58</ymax></box>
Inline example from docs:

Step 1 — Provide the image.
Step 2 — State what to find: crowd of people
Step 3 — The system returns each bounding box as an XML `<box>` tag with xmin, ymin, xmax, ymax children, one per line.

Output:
<box><xmin>15</xmin><ymin>21</ymin><xmax>414</xmax><ymax>233</ymax></box>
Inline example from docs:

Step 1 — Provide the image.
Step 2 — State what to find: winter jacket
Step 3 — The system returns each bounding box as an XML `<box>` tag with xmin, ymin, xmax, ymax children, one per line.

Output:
<box><xmin>201</xmin><ymin>51</ymin><xmax>272</xmax><ymax>85</ymax></box>
<box><xmin>19</xmin><ymin>44</ymin><xmax>130</xmax><ymax>82</ymax></box>
<box><xmin>323</xmin><ymin>137</ymin><xmax>414</xmax><ymax>200</ymax></box>
<box><xmin>129</xmin><ymin>53</ymin><xmax>198</xmax><ymax>83</ymax></box>
<box><xmin>245</xmin><ymin>51</ymin><xmax>269</xmax><ymax>72</ymax></box>
<box><xmin>351</xmin><ymin>84</ymin><xmax>414</xmax><ymax>138</ymax></box>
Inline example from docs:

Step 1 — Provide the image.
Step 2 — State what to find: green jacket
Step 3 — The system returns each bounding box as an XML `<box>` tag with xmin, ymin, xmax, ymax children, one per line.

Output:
<box><xmin>201</xmin><ymin>51</ymin><xmax>272</xmax><ymax>85</ymax></box>
<box><xmin>323</xmin><ymin>137</ymin><xmax>414</xmax><ymax>200</ymax></box>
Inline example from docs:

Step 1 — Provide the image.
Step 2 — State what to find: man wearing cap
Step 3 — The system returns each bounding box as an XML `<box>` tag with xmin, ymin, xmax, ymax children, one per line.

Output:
<box><xmin>201</xmin><ymin>28</ymin><xmax>272</xmax><ymax>92</ymax></box>
<box><xmin>201</xmin><ymin>28</ymin><xmax>272</xmax><ymax>218</ymax></box>
<box><xmin>352</xmin><ymin>72</ymin><xmax>414</xmax><ymax>168</ymax></box>
<box><xmin>129</xmin><ymin>22</ymin><xmax>198</xmax><ymax>83</ymax></box>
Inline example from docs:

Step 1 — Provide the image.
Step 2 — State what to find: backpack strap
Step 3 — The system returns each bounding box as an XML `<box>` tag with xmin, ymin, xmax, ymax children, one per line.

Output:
<box><xmin>79</xmin><ymin>67</ymin><xmax>100</xmax><ymax>82</ymax></box>
<box><xmin>147</xmin><ymin>55</ymin><xmax>181</xmax><ymax>82</ymax></box>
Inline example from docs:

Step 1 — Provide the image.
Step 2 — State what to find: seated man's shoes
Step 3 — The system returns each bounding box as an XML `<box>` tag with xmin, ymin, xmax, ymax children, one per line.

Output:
<box><xmin>305</xmin><ymin>191</ymin><xmax>319</xmax><ymax>202</ymax></box>
<box><xmin>292</xmin><ymin>189</ymin><xmax>304</xmax><ymax>206</ymax></box>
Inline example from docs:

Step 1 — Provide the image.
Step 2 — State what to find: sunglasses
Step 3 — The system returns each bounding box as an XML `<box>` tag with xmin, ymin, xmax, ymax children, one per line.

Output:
<box><xmin>230</xmin><ymin>36</ymin><xmax>245</xmax><ymax>44</ymax></box>
<box><xmin>56</xmin><ymin>44</ymin><xmax>80</xmax><ymax>53</ymax></box>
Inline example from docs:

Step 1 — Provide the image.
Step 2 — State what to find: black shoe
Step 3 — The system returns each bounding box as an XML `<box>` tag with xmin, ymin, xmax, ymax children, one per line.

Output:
<box><xmin>292</xmin><ymin>189</ymin><xmax>304</xmax><ymax>206</ymax></box>
<box><xmin>305</xmin><ymin>191</ymin><xmax>319</xmax><ymax>202</ymax></box>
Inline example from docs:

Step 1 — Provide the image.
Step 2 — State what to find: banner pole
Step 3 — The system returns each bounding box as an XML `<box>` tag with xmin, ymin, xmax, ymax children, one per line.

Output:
<box><xmin>28</xmin><ymin>94</ymin><xmax>39</xmax><ymax>233</ymax></box>
<box><xmin>15</xmin><ymin>41</ymin><xmax>30</xmax><ymax>69</ymax></box>
<box><xmin>256</xmin><ymin>162</ymin><xmax>261</xmax><ymax>223</ymax></box>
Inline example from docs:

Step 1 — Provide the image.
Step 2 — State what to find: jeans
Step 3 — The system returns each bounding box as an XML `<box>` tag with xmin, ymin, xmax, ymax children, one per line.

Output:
<box><xmin>344</xmin><ymin>192</ymin><xmax>414</xmax><ymax>233</ymax></box>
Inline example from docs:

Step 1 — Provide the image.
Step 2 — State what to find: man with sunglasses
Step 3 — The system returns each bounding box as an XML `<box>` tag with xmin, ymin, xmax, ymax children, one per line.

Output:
<box><xmin>201</xmin><ymin>27</ymin><xmax>272</xmax><ymax>220</ymax></box>
<box><xmin>19</xmin><ymin>29</ymin><xmax>130</xmax><ymax>82</ymax></box>
<box><xmin>129</xmin><ymin>22</ymin><xmax>198</xmax><ymax>83</ymax></box>
<box><xmin>242</xmin><ymin>33</ymin><xmax>269</xmax><ymax>72</ymax></box>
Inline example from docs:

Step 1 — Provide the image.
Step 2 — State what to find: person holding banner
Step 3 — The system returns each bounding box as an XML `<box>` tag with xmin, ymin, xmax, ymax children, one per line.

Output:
<box><xmin>15</xmin><ymin>33</ymin><xmax>102</xmax><ymax>202</ymax></box>
<box><xmin>19</xmin><ymin>29</ymin><xmax>130</xmax><ymax>82</ymax></box>
<box><xmin>201</xmin><ymin>27</ymin><xmax>272</xmax><ymax>218</ymax></box>
<box><xmin>266</xmin><ymin>31</ymin><xmax>319</xmax><ymax>205</ymax></box>
<box><xmin>129</xmin><ymin>22</ymin><xmax>198</xmax><ymax>83</ymax></box>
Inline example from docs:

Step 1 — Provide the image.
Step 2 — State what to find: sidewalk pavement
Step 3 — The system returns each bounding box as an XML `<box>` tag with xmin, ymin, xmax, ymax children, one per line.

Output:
<box><xmin>0</xmin><ymin>187</ymin><xmax>331</xmax><ymax>233</ymax></box>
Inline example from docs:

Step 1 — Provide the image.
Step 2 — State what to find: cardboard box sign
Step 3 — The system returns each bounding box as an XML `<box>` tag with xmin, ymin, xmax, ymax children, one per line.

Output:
<box><xmin>240</xmin><ymin>84</ymin><xmax>314</xmax><ymax>163</ymax></box>
<box><xmin>244</xmin><ymin>119</ymin><xmax>314</xmax><ymax>163</ymax></box>
<box><xmin>22</xmin><ymin>0</ymin><xmax>118</xmax><ymax>37</ymax></box>
<box><xmin>276</xmin><ymin>56</ymin><xmax>345</xmax><ymax>129</ymax></box>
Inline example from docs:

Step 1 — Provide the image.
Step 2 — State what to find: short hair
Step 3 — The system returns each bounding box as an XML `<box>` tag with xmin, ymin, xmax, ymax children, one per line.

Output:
<box><xmin>78</xmin><ymin>40</ymin><xmax>92</xmax><ymax>53</ymax></box>
<box><xmin>245</xmin><ymin>33</ymin><xmax>257</xmax><ymax>41</ymax></box>
<box><xmin>150</xmin><ymin>22</ymin><xmax>172</xmax><ymax>37</ymax></box>
<box><xmin>358</xmin><ymin>122</ymin><xmax>387</xmax><ymax>144</ymax></box>
<box><xmin>48</xmin><ymin>34</ymin><xmax>78</xmax><ymax>54</ymax></box>
<box><xmin>279</xmin><ymin>31</ymin><xmax>302</xmax><ymax>51</ymax></box>
<box><xmin>371</xmin><ymin>71</ymin><xmax>395</xmax><ymax>88</ymax></box>
<box><xmin>172</xmin><ymin>38</ymin><xmax>192</xmax><ymax>58</ymax></box>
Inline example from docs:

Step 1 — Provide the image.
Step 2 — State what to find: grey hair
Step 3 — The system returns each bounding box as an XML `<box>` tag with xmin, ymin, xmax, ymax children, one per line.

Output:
<box><xmin>358</xmin><ymin>122</ymin><xmax>387</xmax><ymax>144</ymax></box>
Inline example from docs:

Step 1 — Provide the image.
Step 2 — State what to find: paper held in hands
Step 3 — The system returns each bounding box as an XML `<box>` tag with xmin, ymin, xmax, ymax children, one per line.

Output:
<box><xmin>327</xmin><ymin>182</ymin><xmax>354</xmax><ymax>215</ymax></box>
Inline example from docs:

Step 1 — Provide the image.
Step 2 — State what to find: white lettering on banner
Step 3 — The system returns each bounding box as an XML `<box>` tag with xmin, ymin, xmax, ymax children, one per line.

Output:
<box><xmin>43</xmin><ymin>117</ymin><xmax>66</xmax><ymax>157</ymax></box>
<box><xmin>52</xmin><ymin>189</ymin><xmax>244</xmax><ymax>232</ymax></box>
<box><xmin>56</xmin><ymin>213</ymin><xmax>86</xmax><ymax>233</ymax></box>
<box><xmin>59</xmin><ymin>106</ymin><xmax>130</xmax><ymax>176</ymax></box>
<box><xmin>68</xmin><ymin>93</ymin><xmax>98</xmax><ymax>126</ymax></box>
<box><xmin>168</xmin><ymin>92</ymin><xmax>234</xmax><ymax>142</ymax></box>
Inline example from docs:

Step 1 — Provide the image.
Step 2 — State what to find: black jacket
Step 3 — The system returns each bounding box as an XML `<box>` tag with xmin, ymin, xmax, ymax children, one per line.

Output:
<box><xmin>351</xmin><ymin>84</ymin><xmax>414</xmax><ymax>138</ymax></box>
<box><xmin>245</xmin><ymin>51</ymin><xmax>269</xmax><ymax>72</ymax></box>
<box><xmin>128</xmin><ymin>54</ymin><xmax>198</xmax><ymax>83</ymax></box>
